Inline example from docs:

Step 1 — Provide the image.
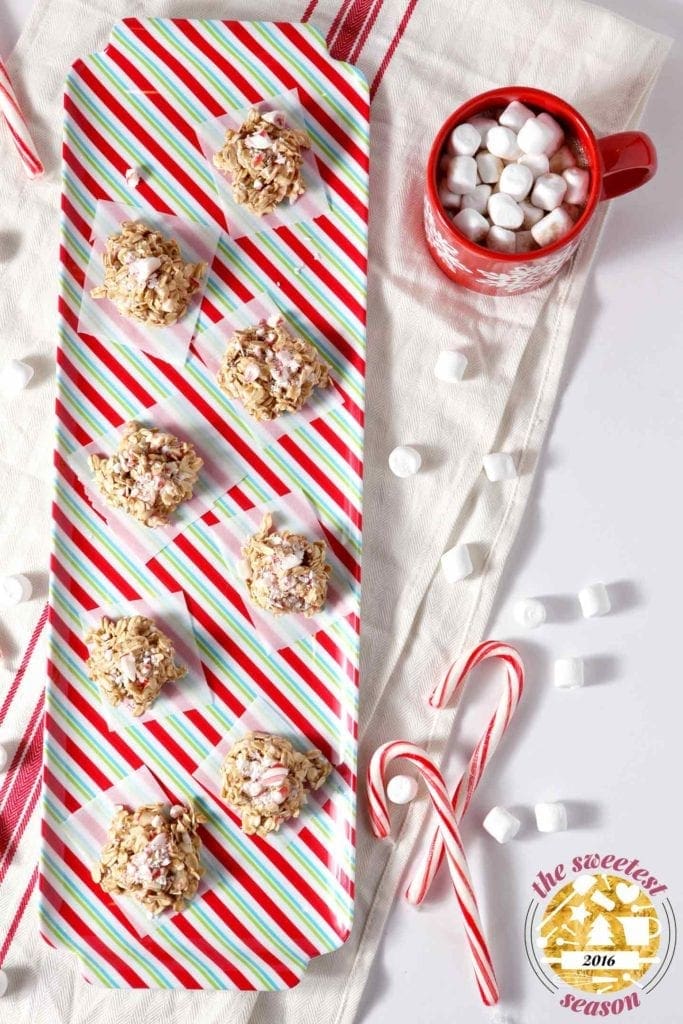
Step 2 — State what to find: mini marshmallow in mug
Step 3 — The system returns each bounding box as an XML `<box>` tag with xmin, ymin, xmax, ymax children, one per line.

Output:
<box><xmin>448</xmin><ymin>122</ymin><xmax>481</xmax><ymax>157</ymax></box>
<box><xmin>520</xmin><ymin>199</ymin><xmax>544</xmax><ymax>229</ymax></box>
<box><xmin>434</xmin><ymin>349</ymin><xmax>468</xmax><ymax>382</ymax></box>
<box><xmin>486</xmin><ymin>125</ymin><xmax>522</xmax><ymax>161</ymax></box>
<box><xmin>461</xmin><ymin>183</ymin><xmax>492</xmax><ymax>216</ymax></box>
<box><xmin>531</xmin><ymin>206</ymin><xmax>574</xmax><ymax>248</ymax></box>
<box><xmin>499</xmin><ymin>100</ymin><xmax>535</xmax><ymax>133</ymax></box>
<box><xmin>470</xmin><ymin>115</ymin><xmax>498</xmax><ymax>141</ymax></box>
<box><xmin>388</xmin><ymin>445</ymin><xmax>421</xmax><ymax>478</ymax></box>
<box><xmin>446</xmin><ymin>155</ymin><xmax>478</xmax><ymax>194</ymax></box>
<box><xmin>499</xmin><ymin>162</ymin><xmax>534</xmax><ymax>202</ymax></box>
<box><xmin>517</xmin><ymin>113</ymin><xmax>564</xmax><ymax>157</ymax></box>
<box><xmin>563</xmin><ymin>166</ymin><xmax>590</xmax><ymax>205</ymax></box>
<box><xmin>452</xmin><ymin>207</ymin><xmax>489</xmax><ymax>243</ymax></box>
<box><xmin>518</xmin><ymin>152</ymin><xmax>550</xmax><ymax>178</ymax></box>
<box><xmin>530</xmin><ymin>172</ymin><xmax>568</xmax><ymax>211</ymax></box>
<box><xmin>549</xmin><ymin>144</ymin><xmax>577</xmax><ymax>173</ymax></box>
<box><xmin>487</xmin><ymin>226</ymin><xmax>516</xmax><ymax>253</ymax></box>
<box><xmin>488</xmin><ymin>192</ymin><xmax>524</xmax><ymax>230</ymax></box>
<box><xmin>438</xmin><ymin>184</ymin><xmax>461</xmax><ymax>209</ymax></box>
<box><xmin>476</xmin><ymin>151</ymin><xmax>503</xmax><ymax>184</ymax></box>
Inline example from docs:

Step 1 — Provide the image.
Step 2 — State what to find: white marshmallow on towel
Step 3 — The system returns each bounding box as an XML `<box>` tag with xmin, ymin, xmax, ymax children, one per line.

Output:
<box><xmin>389</xmin><ymin>446</ymin><xmax>421</xmax><ymax>478</ymax></box>
<box><xmin>488</xmin><ymin>192</ymin><xmax>524</xmax><ymax>230</ymax></box>
<box><xmin>487</xmin><ymin>226</ymin><xmax>516</xmax><ymax>253</ymax></box>
<box><xmin>476</xmin><ymin>150</ymin><xmax>503</xmax><ymax>184</ymax></box>
<box><xmin>438</xmin><ymin>184</ymin><xmax>461</xmax><ymax>209</ymax></box>
<box><xmin>483</xmin><ymin>806</ymin><xmax>521</xmax><ymax>844</ymax></box>
<box><xmin>516</xmin><ymin>230</ymin><xmax>537</xmax><ymax>253</ymax></box>
<box><xmin>518</xmin><ymin>152</ymin><xmax>550</xmax><ymax>178</ymax></box>
<box><xmin>441</xmin><ymin>543</ymin><xmax>474</xmax><ymax>583</ymax></box>
<box><xmin>518</xmin><ymin>113</ymin><xmax>564</xmax><ymax>157</ymax></box>
<box><xmin>461</xmin><ymin>183</ymin><xmax>492</xmax><ymax>215</ymax></box>
<box><xmin>531</xmin><ymin>206</ymin><xmax>574</xmax><ymax>247</ymax></box>
<box><xmin>499</xmin><ymin>100</ymin><xmax>535</xmax><ymax>133</ymax></box>
<box><xmin>530</xmin><ymin>173</ymin><xmax>568</xmax><ymax>211</ymax></box>
<box><xmin>446</xmin><ymin>155</ymin><xmax>478</xmax><ymax>194</ymax></box>
<box><xmin>520</xmin><ymin>199</ymin><xmax>545</xmax><ymax>229</ymax></box>
<box><xmin>549</xmin><ymin>144</ymin><xmax>577</xmax><ymax>174</ymax></box>
<box><xmin>452</xmin><ymin>207</ymin><xmax>489</xmax><ymax>243</ymax></box>
<box><xmin>563</xmin><ymin>166</ymin><xmax>590</xmax><ymax>205</ymax></box>
<box><xmin>387</xmin><ymin>774</ymin><xmax>419</xmax><ymax>805</ymax></box>
<box><xmin>483</xmin><ymin>452</ymin><xmax>517</xmax><ymax>481</ymax></box>
<box><xmin>514</xmin><ymin>597</ymin><xmax>546</xmax><ymax>629</ymax></box>
<box><xmin>578</xmin><ymin>582</ymin><xmax>611</xmax><ymax>618</ymax></box>
<box><xmin>434</xmin><ymin>349</ymin><xmax>468</xmax><ymax>382</ymax></box>
<box><xmin>448</xmin><ymin>122</ymin><xmax>481</xmax><ymax>157</ymax></box>
<box><xmin>0</xmin><ymin>574</ymin><xmax>32</xmax><ymax>607</ymax></box>
<box><xmin>486</xmin><ymin>125</ymin><xmax>522</xmax><ymax>161</ymax></box>
<box><xmin>499</xmin><ymin>162</ymin><xmax>534</xmax><ymax>202</ymax></box>
<box><xmin>470</xmin><ymin>115</ymin><xmax>498</xmax><ymax>141</ymax></box>
<box><xmin>554</xmin><ymin>657</ymin><xmax>584</xmax><ymax>690</ymax></box>
<box><xmin>535</xmin><ymin>802</ymin><xmax>568</xmax><ymax>833</ymax></box>
<box><xmin>1</xmin><ymin>359</ymin><xmax>34</xmax><ymax>394</ymax></box>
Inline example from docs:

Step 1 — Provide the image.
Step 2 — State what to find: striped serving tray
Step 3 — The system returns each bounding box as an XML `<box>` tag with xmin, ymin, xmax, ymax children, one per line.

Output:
<box><xmin>41</xmin><ymin>18</ymin><xmax>368</xmax><ymax>990</ymax></box>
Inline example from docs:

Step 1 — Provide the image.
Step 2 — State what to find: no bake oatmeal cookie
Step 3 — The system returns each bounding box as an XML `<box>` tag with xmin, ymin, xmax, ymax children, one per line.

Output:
<box><xmin>240</xmin><ymin>512</ymin><xmax>331</xmax><ymax>617</ymax></box>
<box><xmin>216</xmin><ymin>316</ymin><xmax>330</xmax><ymax>422</ymax></box>
<box><xmin>220</xmin><ymin>731</ymin><xmax>331</xmax><ymax>837</ymax></box>
<box><xmin>84</xmin><ymin>614</ymin><xmax>187</xmax><ymax>717</ymax></box>
<box><xmin>92</xmin><ymin>802</ymin><xmax>204</xmax><ymax>916</ymax></box>
<box><xmin>213</xmin><ymin>108</ymin><xmax>310</xmax><ymax>216</ymax></box>
<box><xmin>88</xmin><ymin>422</ymin><xmax>203</xmax><ymax>528</ymax></box>
<box><xmin>91</xmin><ymin>221</ymin><xmax>205</xmax><ymax>326</ymax></box>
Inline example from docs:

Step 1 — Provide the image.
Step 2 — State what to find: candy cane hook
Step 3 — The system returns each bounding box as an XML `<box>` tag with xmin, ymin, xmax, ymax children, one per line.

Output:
<box><xmin>0</xmin><ymin>61</ymin><xmax>44</xmax><ymax>179</ymax></box>
<box><xmin>367</xmin><ymin>740</ymin><xmax>499</xmax><ymax>1005</ymax></box>
<box><xmin>406</xmin><ymin>640</ymin><xmax>524</xmax><ymax>906</ymax></box>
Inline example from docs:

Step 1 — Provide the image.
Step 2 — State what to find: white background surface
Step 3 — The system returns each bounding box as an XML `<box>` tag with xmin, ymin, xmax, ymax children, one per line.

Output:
<box><xmin>1</xmin><ymin>2</ymin><xmax>682</xmax><ymax>1022</ymax></box>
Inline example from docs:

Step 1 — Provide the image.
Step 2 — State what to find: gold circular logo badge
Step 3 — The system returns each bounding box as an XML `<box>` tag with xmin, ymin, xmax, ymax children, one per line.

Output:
<box><xmin>538</xmin><ymin>873</ymin><xmax>661</xmax><ymax>995</ymax></box>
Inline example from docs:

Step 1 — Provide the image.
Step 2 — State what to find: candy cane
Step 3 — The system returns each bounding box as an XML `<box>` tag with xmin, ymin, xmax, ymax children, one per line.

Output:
<box><xmin>406</xmin><ymin>640</ymin><xmax>524</xmax><ymax>906</ymax></box>
<box><xmin>0</xmin><ymin>61</ymin><xmax>44</xmax><ymax>178</ymax></box>
<box><xmin>367</xmin><ymin>740</ymin><xmax>499</xmax><ymax>1006</ymax></box>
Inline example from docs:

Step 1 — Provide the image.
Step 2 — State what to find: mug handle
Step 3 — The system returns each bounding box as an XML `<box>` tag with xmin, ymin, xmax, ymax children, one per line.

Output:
<box><xmin>597</xmin><ymin>131</ymin><xmax>657</xmax><ymax>201</ymax></box>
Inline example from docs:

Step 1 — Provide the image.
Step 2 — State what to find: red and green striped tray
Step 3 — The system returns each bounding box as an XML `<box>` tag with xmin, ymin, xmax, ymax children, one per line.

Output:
<box><xmin>41</xmin><ymin>18</ymin><xmax>367</xmax><ymax>990</ymax></box>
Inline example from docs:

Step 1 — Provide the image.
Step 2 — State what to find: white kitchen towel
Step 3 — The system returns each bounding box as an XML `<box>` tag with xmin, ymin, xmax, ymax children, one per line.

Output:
<box><xmin>0</xmin><ymin>1</ymin><xmax>670</xmax><ymax>1023</ymax></box>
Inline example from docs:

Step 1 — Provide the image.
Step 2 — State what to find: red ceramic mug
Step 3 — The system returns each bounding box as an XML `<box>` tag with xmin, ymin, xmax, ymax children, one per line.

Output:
<box><xmin>424</xmin><ymin>86</ymin><xmax>657</xmax><ymax>296</ymax></box>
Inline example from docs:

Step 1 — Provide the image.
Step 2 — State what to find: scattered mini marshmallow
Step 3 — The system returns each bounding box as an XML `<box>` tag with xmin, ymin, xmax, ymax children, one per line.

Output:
<box><xmin>488</xmin><ymin>192</ymin><xmax>524</xmax><ymax>230</ymax></box>
<box><xmin>578</xmin><ymin>582</ymin><xmax>611</xmax><ymax>618</ymax></box>
<box><xmin>514</xmin><ymin>597</ymin><xmax>546</xmax><ymax>629</ymax></box>
<box><xmin>549</xmin><ymin>144</ymin><xmax>577</xmax><ymax>174</ymax></box>
<box><xmin>1</xmin><ymin>358</ymin><xmax>34</xmax><ymax>394</ymax></box>
<box><xmin>0</xmin><ymin>574</ymin><xmax>32</xmax><ymax>607</ymax></box>
<box><xmin>520</xmin><ymin>199</ymin><xmax>545</xmax><ymax>229</ymax></box>
<box><xmin>516</xmin><ymin>230</ymin><xmax>537</xmax><ymax>253</ymax></box>
<box><xmin>483</xmin><ymin>805</ymin><xmax>521</xmax><ymax>844</ymax></box>
<box><xmin>0</xmin><ymin>969</ymin><xmax>7</xmax><ymax>998</ymax></box>
<box><xmin>476</xmin><ymin>151</ymin><xmax>503</xmax><ymax>184</ymax></box>
<box><xmin>452</xmin><ymin>207</ymin><xmax>489</xmax><ymax>243</ymax></box>
<box><xmin>0</xmin><ymin>745</ymin><xmax>7</xmax><ymax>773</ymax></box>
<box><xmin>487</xmin><ymin>226</ymin><xmax>516</xmax><ymax>254</ymax></box>
<box><xmin>530</xmin><ymin>172</ymin><xmax>568</xmax><ymax>211</ymax></box>
<box><xmin>441</xmin><ymin>543</ymin><xmax>474</xmax><ymax>583</ymax></box>
<box><xmin>486</xmin><ymin>125</ymin><xmax>522</xmax><ymax>161</ymax></box>
<box><xmin>535</xmin><ymin>801</ymin><xmax>568</xmax><ymax>833</ymax></box>
<box><xmin>448</xmin><ymin>122</ymin><xmax>481</xmax><ymax>157</ymax></box>
<box><xmin>461</xmin><ymin>183</ymin><xmax>492</xmax><ymax>216</ymax></box>
<box><xmin>563</xmin><ymin>166</ymin><xmax>590</xmax><ymax>205</ymax></box>
<box><xmin>499</xmin><ymin>162</ymin><xmax>534</xmax><ymax>202</ymax></box>
<box><xmin>387</xmin><ymin>774</ymin><xmax>419</xmax><ymax>805</ymax></box>
<box><xmin>531</xmin><ymin>206</ymin><xmax>574</xmax><ymax>247</ymax></box>
<box><xmin>518</xmin><ymin>113</ymin><xmax>564</xmax><ymax>157</ymax></box>
<box><xmin>518</xmin><ymin>152</ymin><xmax>550</xmax><ymax>178</ymax></box>
<box><xmin>554</xmin><ymin>657</ymin><xmax>584</xmax><ymax>690</ymax></box>
<box><xmin>446</xmin><ymin>155</ymin><xmax>478</xmax><ymax>194</ymax></box>
<box><xmin>499</xmin><ymin>100</ymin><xmax>535</xmax><ymax>133</ymax></box>
<box><xmin>438</xmin><ymin>184</ymin><xmax>461</xmax><ymax>209</ymax></box>
<box><xmin>434</xmin><ymin>349</ymin><xmax>468</xmax><ymax>382</ymax></box>
<box><xmin>470</xmin><ymin>115</ymin><xmax>498</xmax><ymax>141</ymax></box>
<box><xmin>125</xmin><ymin>166</ymin><xmax>141</xmax><ymax>188</ymax></box>
<box><xmin>389</xmin><ymin>446</ymin><xmax>422</xmax><ymax>478</ymax></box>
<box><xmin>483</xmin><ymin>452</ymin><xmax>517</xmax><ymax>481</ymax></box>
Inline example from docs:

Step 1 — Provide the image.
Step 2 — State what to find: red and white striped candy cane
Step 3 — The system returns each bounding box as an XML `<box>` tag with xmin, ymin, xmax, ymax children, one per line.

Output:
<box><xmin>405</xmin><ymin>640</ymin><xmax>524</xmax><ymax>906</ymax></box>
<box><xmin>367</xmin><ymin>740</ymin><xmax>499</xmax><ymax>1006</ymax></box>
<box><xmin>0</xmin><ymin>61</ymin><xmax>44</xmax><ymax>178</ymax></box>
